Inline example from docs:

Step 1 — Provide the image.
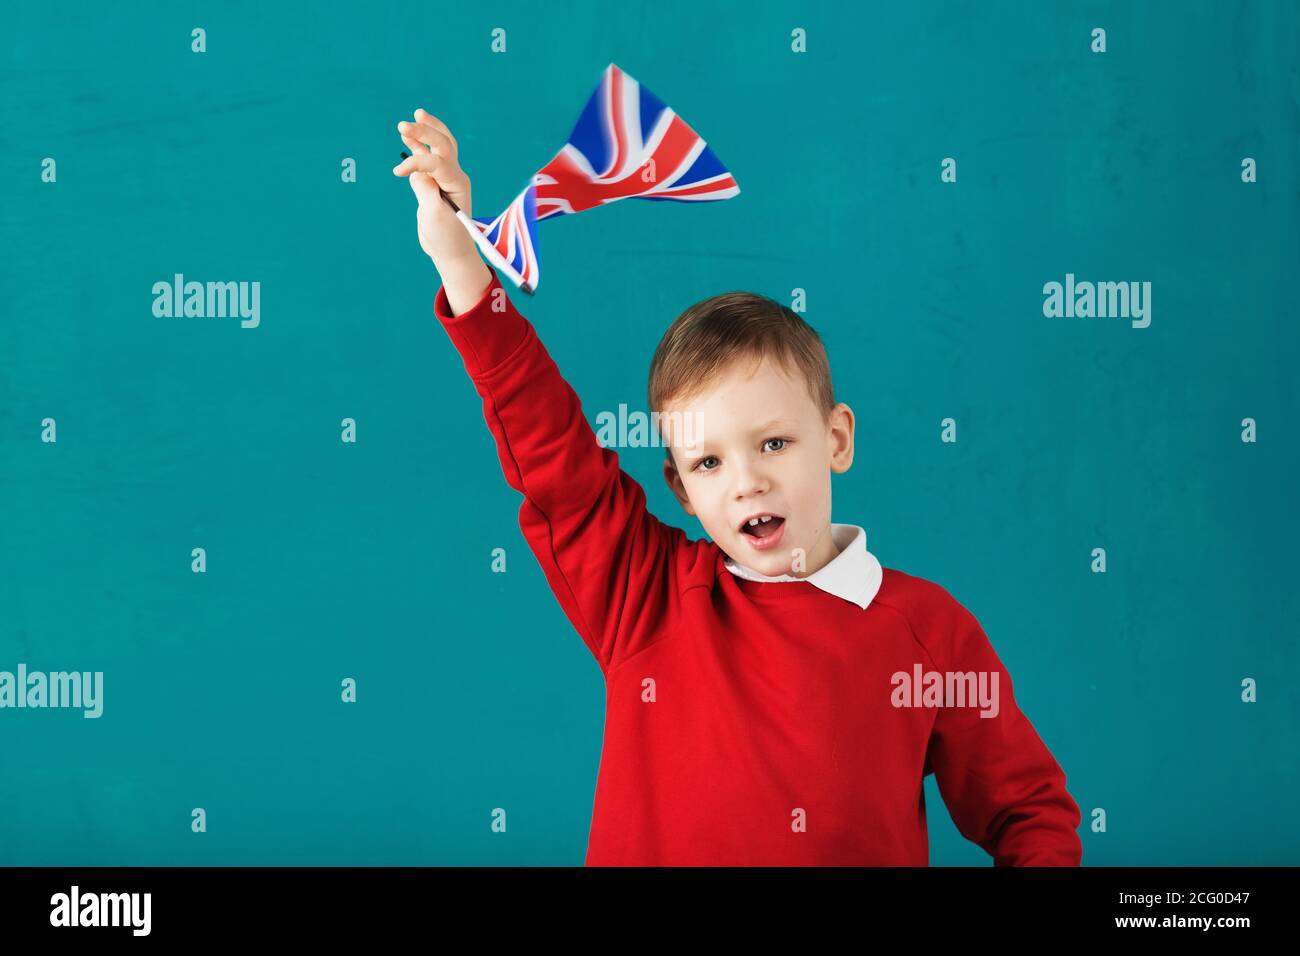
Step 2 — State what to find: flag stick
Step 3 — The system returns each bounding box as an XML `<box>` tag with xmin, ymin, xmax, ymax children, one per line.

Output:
<box><xmin>438</xmin><ymin>187</ymin><xmax>535</xmax><ymax>296</ymax></box>
<box><xmin>400</xmin><ymin>149</ymin><xmax>536</xmax><ymax>296</ymax></box>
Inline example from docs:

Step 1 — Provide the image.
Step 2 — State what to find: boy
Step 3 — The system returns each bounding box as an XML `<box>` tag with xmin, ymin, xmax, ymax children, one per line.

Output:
<box><xmin>394</xmin><ymin>109</ymin><xmax>1083</xmax><ymax>866</ymax></box>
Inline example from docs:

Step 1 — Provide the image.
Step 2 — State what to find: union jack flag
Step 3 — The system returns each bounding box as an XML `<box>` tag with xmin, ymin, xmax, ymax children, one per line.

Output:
<box><xmin>462</xmin><ymin>63</ymin><xmax>740</xmax><ymax>294</ymax></box>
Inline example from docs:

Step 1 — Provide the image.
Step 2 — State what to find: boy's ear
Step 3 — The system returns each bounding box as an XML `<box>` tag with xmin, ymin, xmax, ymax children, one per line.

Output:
<box><xmin>662</xmin><ymin>457</ymin><xmax>697</xmax><ymax>516</ymax></box>
<box><xmin>828</xmin><ymin>402</ymin><xmax>855</xmax><ymax>473</ymax></box>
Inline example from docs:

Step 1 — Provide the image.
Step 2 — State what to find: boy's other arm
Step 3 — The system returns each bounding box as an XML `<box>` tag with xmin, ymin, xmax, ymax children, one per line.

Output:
<box><xmin>923</xmin><ymin>595</ymin><xmax>1084</xmax><ymax>866</ymax></box>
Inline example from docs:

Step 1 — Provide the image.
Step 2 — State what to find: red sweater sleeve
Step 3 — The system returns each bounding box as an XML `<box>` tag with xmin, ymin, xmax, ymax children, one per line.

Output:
<box><xmin>432</xmin><ymin>271</ymin><xmax>697</xmax><ymax>676</ymax></box>
<box><xmin>918</xmin><ymin>588</ymin><xmax>1084</xmax><ymax>866</ymax></box>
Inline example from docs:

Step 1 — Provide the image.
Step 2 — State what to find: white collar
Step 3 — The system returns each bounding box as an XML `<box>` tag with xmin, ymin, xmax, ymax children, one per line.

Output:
<box><xmin>723</xmin><ymin>523</ymin><xmax>882</xmax><ymax>610</ymax></box>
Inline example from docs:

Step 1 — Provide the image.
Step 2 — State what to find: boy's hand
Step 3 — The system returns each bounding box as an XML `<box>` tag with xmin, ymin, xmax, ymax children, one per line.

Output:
<box><xmin>392</xmin><ymin>109</ymin><xmax>480</xmax><ymax>270</ymax></box>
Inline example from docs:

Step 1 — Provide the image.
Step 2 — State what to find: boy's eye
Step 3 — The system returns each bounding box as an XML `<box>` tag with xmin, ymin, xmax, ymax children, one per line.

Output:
<box><xmin>691</xmin><ymin>439</ymin><xmax>790</xmax><ymax>473</ymax></box>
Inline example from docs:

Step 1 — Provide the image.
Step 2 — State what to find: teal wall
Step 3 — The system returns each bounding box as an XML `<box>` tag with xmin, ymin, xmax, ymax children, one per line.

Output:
<box><xmin>1</xmin><ymin>0</ymin><xmax>1296</xmax><ymax>865</ymax></box>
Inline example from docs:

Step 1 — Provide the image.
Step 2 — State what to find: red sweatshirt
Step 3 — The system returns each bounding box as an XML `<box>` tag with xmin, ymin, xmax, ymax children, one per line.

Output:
<box><xmin>434</xmin><ymin>271</ymin><xmax>1083</xmax><ymax>867</ymax></box>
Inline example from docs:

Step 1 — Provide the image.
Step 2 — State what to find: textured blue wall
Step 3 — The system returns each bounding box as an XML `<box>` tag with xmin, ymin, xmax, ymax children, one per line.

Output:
<box><xmin>1</xmin><ymin>0</ymin><xmax>1296</xmax><ymax>865</ymax></box>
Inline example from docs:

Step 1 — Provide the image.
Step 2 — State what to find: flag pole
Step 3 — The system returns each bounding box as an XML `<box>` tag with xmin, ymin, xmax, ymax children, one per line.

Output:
<box><xmin>400</xmin><ymin>150</ymin><xmax>535</xmax><ymax>296</ymax></box>
<box><xmin>438</xmin><ymin>186</ymin><xmax>536</xmax><ymax>297</ymax></box>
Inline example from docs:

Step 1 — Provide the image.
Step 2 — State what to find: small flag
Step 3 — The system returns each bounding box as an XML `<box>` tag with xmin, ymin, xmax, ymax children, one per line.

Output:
<box><xmin>461</xmin><ymin>63</ymin><xmax>740</xmax><ymax>294</ymax></box>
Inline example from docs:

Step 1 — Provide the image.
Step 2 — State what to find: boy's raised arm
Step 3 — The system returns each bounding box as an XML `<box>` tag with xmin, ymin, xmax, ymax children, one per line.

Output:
<box><xmin>394</xmin><ymin>108</ymin><xmax>702</xmax><ymax>675</ymax></box>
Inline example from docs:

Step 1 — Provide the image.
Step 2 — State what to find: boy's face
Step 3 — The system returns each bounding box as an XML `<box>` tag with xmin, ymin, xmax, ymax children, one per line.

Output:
<box><xmin>660</xmin><ymin>354</ymin><xmax>855</xmax><ymax>578</ymax></box>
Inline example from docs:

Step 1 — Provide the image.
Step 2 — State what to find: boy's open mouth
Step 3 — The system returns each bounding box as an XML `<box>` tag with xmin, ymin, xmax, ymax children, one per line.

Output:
<box><xmin>738</xmin><ymin>513</ymin><xmax>785</xmax><ymax>539</ymax></box>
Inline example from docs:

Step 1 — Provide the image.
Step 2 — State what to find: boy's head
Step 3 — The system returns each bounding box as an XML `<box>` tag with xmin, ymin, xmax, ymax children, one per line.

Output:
<box><xmin>649</xmin><ymin>291</ymin><xmax>855</xmax><ymax>578</ymax></box>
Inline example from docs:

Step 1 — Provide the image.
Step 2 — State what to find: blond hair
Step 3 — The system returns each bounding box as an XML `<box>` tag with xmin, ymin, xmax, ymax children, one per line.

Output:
<box><xmin>647</xmin><ymin>292</ymin><xmax>835</xmax><ymax>458</ymax></box>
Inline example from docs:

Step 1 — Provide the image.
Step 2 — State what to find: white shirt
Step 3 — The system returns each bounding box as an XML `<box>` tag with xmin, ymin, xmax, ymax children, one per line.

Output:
<box><xmin>723</xmin><ymin>523</ymin><xmax>883</xmax><ymax>611</ymax></box>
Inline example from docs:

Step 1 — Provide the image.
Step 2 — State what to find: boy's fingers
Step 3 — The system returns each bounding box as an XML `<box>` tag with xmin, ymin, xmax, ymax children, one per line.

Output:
<box><xmin>400</xmin><ymin>121</ymin><xmax>455</xmax><ymax>163</ymax></box>
<box><xmin>397</xmin><ymin>140</ymin><xmax>469</xmax><ymax>198</ymax></box>
<box><xmin>392</xmin><ymin>134</ymin><xmax>426</xmax><ymax>174</ymax></box>
<box><xmin>394</xmin><ymin>123</ymin><xmax>453</xmax><ymax>174</ymax></box>
<box><xmin>395</xmin><ymin>150</ymin><xmax>449</xmax><ymax>185</ymax></box>
<box><xmin>400</xmin><ymin>130</ymin><xmax>442</xmax><ymax>162</ymax></box>
<box><xmin>413</xmin><ymin>109</ymin><xmax>455</xmax><ymax>144</ymax></box>
<box><xmin>394</xmin><ymin>133</ymin><xmax>447</xmax><ymax>178</ymax></box>
<box><xmin>408</xmin><ymin>169</ymin><xmax>442</xmax><ymax>204</ymax></box>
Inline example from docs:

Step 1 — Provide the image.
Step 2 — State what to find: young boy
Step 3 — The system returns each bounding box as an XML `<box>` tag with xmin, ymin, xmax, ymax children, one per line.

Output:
<box><xmin>395</xmin><ymin>109</ymin><xmax>1083</xmax><ymax>866</ymax></box>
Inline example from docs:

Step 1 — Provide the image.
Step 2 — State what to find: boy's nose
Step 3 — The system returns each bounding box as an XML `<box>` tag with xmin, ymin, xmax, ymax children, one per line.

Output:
<box><xmin>732</xmin><ymin>462</ymin><xmax>771</xmax><ymax>498</ymax></box>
